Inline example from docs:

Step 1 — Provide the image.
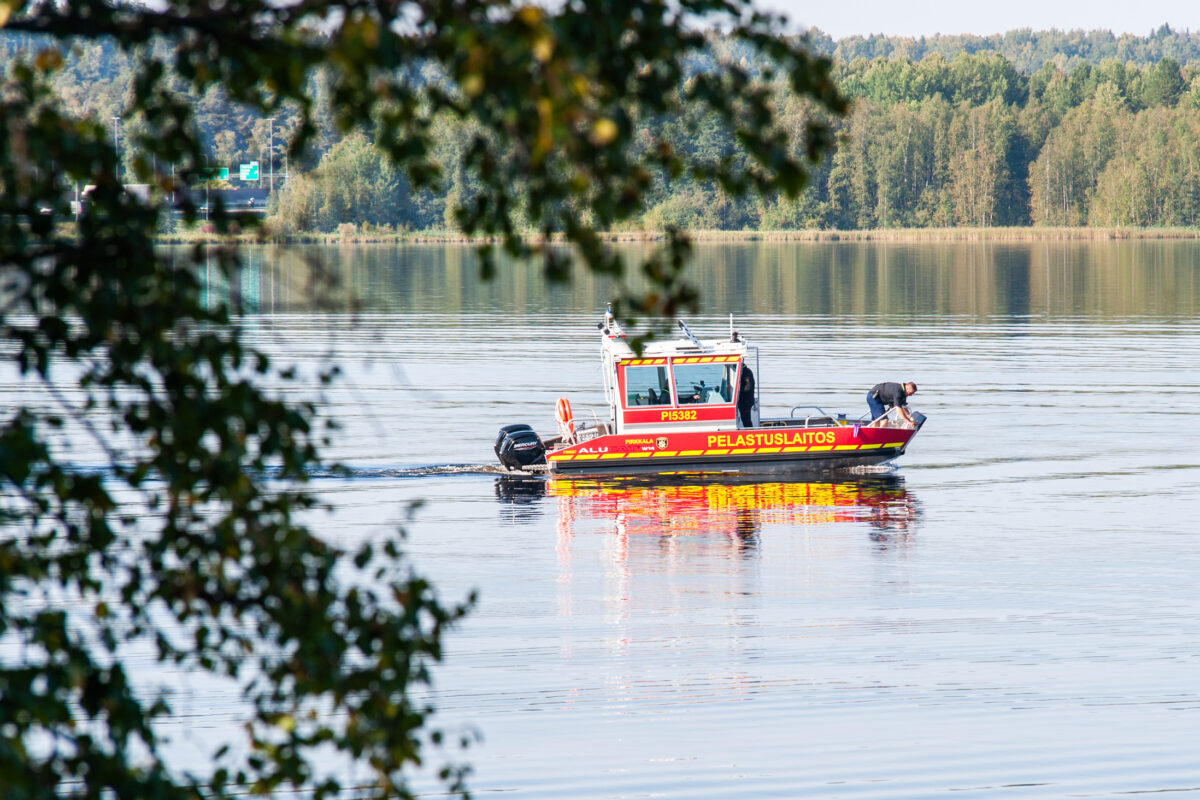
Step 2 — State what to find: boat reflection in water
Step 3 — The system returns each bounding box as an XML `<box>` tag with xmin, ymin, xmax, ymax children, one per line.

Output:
<box><xmin>495</xmin><ymin>473</ymin><xmax>921</xmax><ymax>663</ymax></box>
<box><xmin>495</xmin><ymin>471</ymin><xmax>920</xmax><ymax>549</ymax></box>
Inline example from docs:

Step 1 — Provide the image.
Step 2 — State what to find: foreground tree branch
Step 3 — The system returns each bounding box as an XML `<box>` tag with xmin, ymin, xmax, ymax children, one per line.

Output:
<box><xmin>0</xmin><ymin>1</ymin><xmax>845</xmax><ymax>798</ymax></box>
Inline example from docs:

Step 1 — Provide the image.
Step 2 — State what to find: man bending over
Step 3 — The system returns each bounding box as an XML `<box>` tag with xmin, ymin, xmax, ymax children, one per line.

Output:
<box><xmin>867</xmin><ymin>381</ymin><xmax>917</xmax><ymax>426</ymax></box>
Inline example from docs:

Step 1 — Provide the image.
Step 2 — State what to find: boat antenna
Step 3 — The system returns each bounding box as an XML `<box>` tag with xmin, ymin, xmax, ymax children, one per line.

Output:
<box><xmin>729</xmin><ymin>313</ymin><xmax>735</xmax><ymax>341</ymax></box>
<box><xmin>677</xmin><ymin>319</ymin><xmax>703</xmax><ymax>348</ymax></box>
<box><xmin>602</xmin><ymin>304</ymin><xmax>626</xmax><ymax>338</ymax></box>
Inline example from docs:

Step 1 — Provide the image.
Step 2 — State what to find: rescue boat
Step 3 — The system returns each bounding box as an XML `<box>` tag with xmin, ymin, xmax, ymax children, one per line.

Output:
<box><xmin>494</xmin><ymin>310</ymin><xmax>925</xmax><ymax>475</ymax></box>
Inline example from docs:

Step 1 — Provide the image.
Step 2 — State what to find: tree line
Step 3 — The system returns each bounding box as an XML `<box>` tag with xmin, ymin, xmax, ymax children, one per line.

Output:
<box><xmin>791</xmin><ymin>52</ymin><xmax>1200</xmax><ymax>229</ymax></box>
<box><xmin>816</xmin><ymin>23</ymin><xmax>1200</xmax><ymax>74</ymax></box>
<box><xmin>4</xmin><ymin>27</ymin><xmax>1200</xmax><ymax>232</ymax></box>
<box><xmin>275</xmin><ymin>47</ymin><xmax>1200</xmax><ymax>233</ymax></box>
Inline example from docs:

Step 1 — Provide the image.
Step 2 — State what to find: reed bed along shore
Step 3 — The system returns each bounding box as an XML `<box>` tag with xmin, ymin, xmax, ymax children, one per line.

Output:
<box><xmin>157</xmin><ymin>225</ymin><xmax>1200</xmax><ymax>246</ymax></box>
<box><xmin>674</xmin><ymin>226</ymin><xmax>1200</xmax><ymax>242</ymax></box>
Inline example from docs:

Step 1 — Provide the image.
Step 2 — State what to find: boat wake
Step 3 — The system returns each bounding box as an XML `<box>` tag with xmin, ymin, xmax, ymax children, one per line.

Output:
<box><xmin>53</xmin><ymin>462</ymin><xmax>526</xmax><ymax>485</ymax></box>
<box><xmin>312</xmin><ymin>461</ymin><xmax>895</xmax><ymax>482</ymax></box>
<box><xmin>60</xmin><ymin>461</ymin><xmax>893</xmax><ymax>484</ymax></box>
<box><xmin>305</xmin><ymin>464</ymin><xmax>511</xmax><ymax>480</ymax></box>
<box><xmin>846</xmin><ymin>463</ymin><xmax>898</xmax><ymax>474</ymax></box>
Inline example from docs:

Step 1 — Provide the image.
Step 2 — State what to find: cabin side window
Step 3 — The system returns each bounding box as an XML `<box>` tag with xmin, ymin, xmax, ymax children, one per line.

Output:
<box><xmin>672</xmin><ymin>362</ymin><xmax>737</xmax><ymax>405</ymax></box>
<box><xmin>623</xmin><ymin>365</ymin><xmax>672</xmax><ymax>406</ymax></box>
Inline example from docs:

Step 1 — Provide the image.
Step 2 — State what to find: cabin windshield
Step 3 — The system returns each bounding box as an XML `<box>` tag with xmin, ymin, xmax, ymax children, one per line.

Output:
<box><xmin>623</xmin><ymin>365</ymin><xmax>672</xmax><ymax>406</ymax></box>
<box><xmin>673</xmin><ymin>361</ymin><xmax>737</xmax><ymax>405</ymax></box>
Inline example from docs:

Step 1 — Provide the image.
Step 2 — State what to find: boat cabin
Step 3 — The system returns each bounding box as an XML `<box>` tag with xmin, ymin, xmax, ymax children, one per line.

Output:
<box><xmin>600</xmin><ymin>313</ymin><xmax>758</xmax><ymax>435</ymax></box>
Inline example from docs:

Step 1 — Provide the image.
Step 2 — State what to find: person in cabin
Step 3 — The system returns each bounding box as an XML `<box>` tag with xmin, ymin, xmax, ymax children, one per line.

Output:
<box><xmin>866</xmin><ymin>381</ymin><xmax>917</xmax><ymax>426</ymax></box>
<box><xmin>737</xmin><ymin>366</ymin><xmax>755</xmax><ymax>428</ymax></box>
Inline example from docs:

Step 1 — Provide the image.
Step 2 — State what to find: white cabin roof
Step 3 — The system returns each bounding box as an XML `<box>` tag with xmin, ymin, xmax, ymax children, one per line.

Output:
<box><xmin>638</xmin><ymin>338</ymin><xmax>746</xmax><ymax>358</ymax></box>
<box><xmin>600</xmin><ymin>312</ymin><xmax>748</xmax><ymax>362</ymax></box>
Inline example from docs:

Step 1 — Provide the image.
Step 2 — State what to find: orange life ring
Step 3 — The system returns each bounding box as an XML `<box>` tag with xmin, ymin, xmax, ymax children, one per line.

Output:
<box><xmin>555</xmin><ymin>397</ymin><xmax>575</xmax><ymax>443</ymax></box>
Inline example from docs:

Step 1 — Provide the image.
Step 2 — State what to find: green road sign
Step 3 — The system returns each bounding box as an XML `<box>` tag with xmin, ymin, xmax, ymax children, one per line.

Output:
<box><xmin>239</xmin><ymin>162</ymin><xmax>260</xmax><ymax>180</ymax></box>
<box><xmin>200</xmin><ymin>167</ymin><xmax>229</xmax><ymax>180</ymax></box>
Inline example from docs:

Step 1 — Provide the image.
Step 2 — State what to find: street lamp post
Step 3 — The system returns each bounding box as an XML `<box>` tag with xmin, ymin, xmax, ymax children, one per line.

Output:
<box><xmin>268</xmin><ymin>117</ymin><xmax>274</xmax><ymax>197</ymax></box>
<box><xmin>111</xmin><ymin>116</ymin><xmax>120</xmax><ymax>184</ymax></box>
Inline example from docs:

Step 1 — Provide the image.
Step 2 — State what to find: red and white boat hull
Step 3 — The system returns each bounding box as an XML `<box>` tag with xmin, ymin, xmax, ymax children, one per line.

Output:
<box><xmin>548</xmin><ymin>424</ymin><xmax>916</xmax><ymax>474</ymax></box>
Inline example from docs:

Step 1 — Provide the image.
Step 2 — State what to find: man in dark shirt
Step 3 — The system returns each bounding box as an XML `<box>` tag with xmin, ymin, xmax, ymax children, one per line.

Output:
<box><xmin>737</xmin><ymin>366</ymin><xmax>756</xmax><ymax>427</ymax></box>
<box><xmin>867</xmin><ymin>381</ymin><xmax>917</xmax><ymax>425</ymax></box>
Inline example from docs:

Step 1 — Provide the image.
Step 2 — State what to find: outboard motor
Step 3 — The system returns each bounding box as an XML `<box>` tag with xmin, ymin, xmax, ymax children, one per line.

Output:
<box><xmin>495</xmin><ymin>424</ymin><xmax>547</xmax><ymax>471</ymax></box>
<box><xmin>495</xmin><ymin>423</ymin><xmax>533</xmax><ymax>450</ymax></box>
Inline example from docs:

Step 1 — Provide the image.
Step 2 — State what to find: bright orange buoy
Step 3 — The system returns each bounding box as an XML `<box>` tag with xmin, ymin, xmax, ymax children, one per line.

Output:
<box><xmin>555</xmin><ymin>397</ymin><xmax>575</xmax><ymax>443</ymax></box>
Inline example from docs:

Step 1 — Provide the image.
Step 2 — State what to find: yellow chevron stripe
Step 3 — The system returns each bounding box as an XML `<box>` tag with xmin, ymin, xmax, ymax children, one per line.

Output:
<box><xmin>652</xmin><ymin>451</ymin><xmax>679</xmax><ymax>457</ymax></box>
<box><xmin>834</xmin><ymin>444</ymin><xmax>861</xmax><ymax>450</ymax></box>
<box><xmin>730</xmin><ymin>448</ymin><xmax>757</xmax><ymax>454</ymax></box>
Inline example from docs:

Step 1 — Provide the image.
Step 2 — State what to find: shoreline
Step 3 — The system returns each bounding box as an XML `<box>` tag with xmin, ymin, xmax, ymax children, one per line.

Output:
<box><xmin>156</xmin><ymin>225</ymin><xmax>1200</xmax><ymax>246</ymax></box>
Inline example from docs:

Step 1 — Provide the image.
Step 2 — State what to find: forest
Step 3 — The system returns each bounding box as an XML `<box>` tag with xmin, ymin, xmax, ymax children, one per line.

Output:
<box><xmin>3</xmin><ymin>24</ymin><xmax>1200</xmax><ymax>233</ymax></box>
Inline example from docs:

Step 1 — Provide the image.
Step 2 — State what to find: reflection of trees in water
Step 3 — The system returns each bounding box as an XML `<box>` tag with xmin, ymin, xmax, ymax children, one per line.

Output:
<box><xmin>221</xmin><ymin>242</ymin><xmax>1200</xmax><ymax>318</ymax></box>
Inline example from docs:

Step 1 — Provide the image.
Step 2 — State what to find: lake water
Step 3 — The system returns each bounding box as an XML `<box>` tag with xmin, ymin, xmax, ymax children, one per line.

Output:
<box><xmin>37</xmin><ymin>241</ymin><xmax>1200</xmax><ymax>797</ymax></box>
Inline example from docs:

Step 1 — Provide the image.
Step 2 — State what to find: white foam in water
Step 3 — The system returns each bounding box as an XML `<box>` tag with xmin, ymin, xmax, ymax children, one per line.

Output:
<box><xmin>847</xmin><ymin>462</ymin><xmax>896</xmax><ymax>474</ymax></box>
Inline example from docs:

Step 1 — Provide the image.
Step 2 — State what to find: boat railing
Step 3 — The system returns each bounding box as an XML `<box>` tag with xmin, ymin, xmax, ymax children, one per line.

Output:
<box><xmin>790</xmin><ymin>405</ymin><xmax>830</xmax><ymax>419</ymax></box>
<box><xmin>860</xmin><ymin>406</ymin><xmax>923</xmax><ymax>430</ymax></box>
<box><xmin>789</xmin><ymin>405</ymin><xmax>849</xmax><ymax>427</ymax></box>
<box><xmin>575</xmin><ymin>408</ymin><xmax>609</xmax><ymax>442</ymax></box>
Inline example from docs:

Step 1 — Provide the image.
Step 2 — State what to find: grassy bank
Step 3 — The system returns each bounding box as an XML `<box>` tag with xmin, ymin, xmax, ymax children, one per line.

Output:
<box><xmin>674</xmin><ymin>226</ymin><xmax>1200</xmax><ymax>242</ymax></box>
<box><xmin>157</xmin><ymin>225</ymin><xmax>1200</xmax><ymax>246</ymax></box>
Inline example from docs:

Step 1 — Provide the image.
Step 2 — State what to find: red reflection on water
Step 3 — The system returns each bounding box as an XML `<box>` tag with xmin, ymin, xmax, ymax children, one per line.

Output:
<box><xmin>521</xmin><ymin>473</ymin><xmax>922</xmax><ymax>657</ymax></box>
<box><xmin>548</xmin><ymin>474</ymin><xmax>918</xmax><ymax>542</ymax></box>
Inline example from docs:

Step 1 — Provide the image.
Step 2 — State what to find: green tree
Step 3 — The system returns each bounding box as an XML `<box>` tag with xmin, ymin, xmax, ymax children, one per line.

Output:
<box><xmin>1028</xmin><ymin>87</ymin><xmax>1128</xmax><ymax>225</ymax></box>
<box><xmin>1091</xmin><ymin>107</ymin><xmax>1200</xmax><ymax>226</ymax></box>
<box><xmin>947</xmin><ymin>52</ymin><xmax>1028</xmax><ymax>106</ymax></box>
<box><xmin>0</xmin><ymin>3</ymin><xmax>846</xmax><ymax>800</ymax></box>
<box><xmin>946</xmin><ymin>99</ymin><xmax>1022</xmax><ymax>226</ymax></box>
<box><xmin>1183</xmin><ymin>76</ymin><xmax>1200</xmax><ymax>110</ymax></box>
<box><xmin>273</xmin><ymin>132</ymin><xmax>415</xmax><ymax>232</ymax></box>
<box><xmin>826</xmin><ymin>100</ymin><xmax>883</xmax><ymax>228</ymax></box>
<box><xmin>1142</xmin><ymin>57</ymin><xmax>1186</xmax><ymax>108</ymax></box>
<box><xmin>871</xmin><ymin>102</ymin><xmax>936</xmax><ymax>227</ymax></box>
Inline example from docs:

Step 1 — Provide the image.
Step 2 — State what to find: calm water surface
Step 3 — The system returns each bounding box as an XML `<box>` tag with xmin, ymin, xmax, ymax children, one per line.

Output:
<box><xmin>46</xmin><ymin>242</ymin><xmax>1200</xmax><ymax>796</ymax></box>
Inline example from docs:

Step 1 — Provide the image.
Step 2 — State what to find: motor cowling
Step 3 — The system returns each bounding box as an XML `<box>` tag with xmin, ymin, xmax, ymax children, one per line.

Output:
<box><xmin>495</xmin><ymin>423</ymin><xmax>533</xmax><ymax>449</ymax></box>
<box><xmin>495</xmin><ymin>424</ymin><xmax>547</xmax><ymax>470</ymax></box>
